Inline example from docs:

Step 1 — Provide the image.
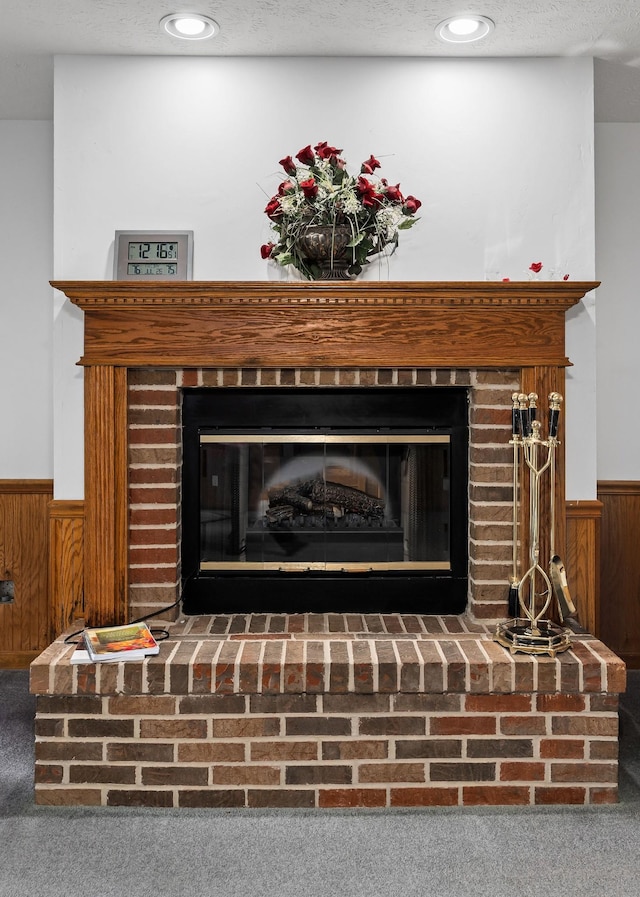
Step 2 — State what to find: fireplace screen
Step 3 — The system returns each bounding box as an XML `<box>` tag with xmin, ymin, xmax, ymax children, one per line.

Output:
<box><xmin>181</xmin><ymin>387</ymin><xmax>468</xmax><ymax>615</ymax></box>
<box><xmin>199</xmin><ymin>434</ymin><xmax>450</xmax><ymax>572</ymax></box>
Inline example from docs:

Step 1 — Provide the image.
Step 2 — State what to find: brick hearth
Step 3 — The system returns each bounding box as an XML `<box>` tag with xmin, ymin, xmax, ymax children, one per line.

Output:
<box><xmin>31</xmin><ymin>613</ymin><xmax>625</xmax><ymax>808</ymax></box>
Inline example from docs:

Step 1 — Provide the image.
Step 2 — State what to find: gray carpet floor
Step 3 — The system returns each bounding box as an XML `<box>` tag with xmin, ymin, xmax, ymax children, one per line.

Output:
<box><xmin>1</xmin><ymin>668</ymin><xmax>639</xmax><ymax>897</ymax></box>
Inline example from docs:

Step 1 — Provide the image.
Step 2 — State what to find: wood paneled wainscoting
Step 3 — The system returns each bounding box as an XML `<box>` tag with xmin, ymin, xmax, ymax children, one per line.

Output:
<box><xmin>0</xmin><ymin>480</ymin><xmax>53</xmax><ymax>667</ymax></box>
<box><xmin>566</xmin><ymin>500</ymin><xmax>602</xmax><ymax>639</ymax></box>
<box><xmin>48</xmin><ymin>500</ymin><xmax>84</xmax><ymax>641</ymax></box>
<box><xmin>598</xmin><ymin>481</ymin><xmax>640</xmax><ymax>668</ymax></box>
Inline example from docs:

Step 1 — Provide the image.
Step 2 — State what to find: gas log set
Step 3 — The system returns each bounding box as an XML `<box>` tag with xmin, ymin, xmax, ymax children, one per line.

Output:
<box><xmin>264</xmin><ymin>478</ymin><xmax>385</xmax><ymax>527</ymax></box>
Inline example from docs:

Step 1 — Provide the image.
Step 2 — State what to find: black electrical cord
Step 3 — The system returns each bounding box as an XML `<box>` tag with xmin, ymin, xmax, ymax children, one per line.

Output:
<box><xmin>63</xmin><ymin>596</ymin><xmax>182</xmax><ymax>646</ymax></box>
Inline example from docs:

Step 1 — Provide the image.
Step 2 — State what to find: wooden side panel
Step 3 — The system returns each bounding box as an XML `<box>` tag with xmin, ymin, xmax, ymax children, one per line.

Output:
<box><xmin>598</xmin><ymin>481</ymin><xmax>640</xmax><ymax>668</ymax></box>
<box><xmin>84</xmin><ymin>366</ymin><xmax>128</xmax><ymax>626</ymax></box>
<box><xmin>0</xmin><ymin>480</ymin><xmax>53</xmax><ymax>668</ymax></box>
<box><xmin>565</xmin><ymin>500</ymin><xmax>601</xmax><ymax>637</ymax></box>
<box><xmin>49</xmin><ymin>500</ymin><xmax>85</xmax><ymax>637</ymax></box>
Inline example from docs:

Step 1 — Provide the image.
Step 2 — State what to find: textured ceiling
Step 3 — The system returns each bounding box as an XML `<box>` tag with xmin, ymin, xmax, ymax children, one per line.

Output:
<box><xmin>2</xmin><ymin>0</ymin><xmax>640</xmax><ymax>120</ymax></box>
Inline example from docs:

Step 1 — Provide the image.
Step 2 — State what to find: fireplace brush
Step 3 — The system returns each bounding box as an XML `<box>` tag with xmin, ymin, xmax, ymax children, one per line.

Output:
<box><xmin>496</xmin><ymin>391</ymin><xmax>573</xmax><ymax>657</ymax></box>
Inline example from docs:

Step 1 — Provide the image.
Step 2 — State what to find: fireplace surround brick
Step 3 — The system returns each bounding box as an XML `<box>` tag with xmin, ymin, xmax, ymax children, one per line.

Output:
<box><xmin>127</xmin><ymin>365</ymin><xmax>518</xmax><ymax>622</ymax></box>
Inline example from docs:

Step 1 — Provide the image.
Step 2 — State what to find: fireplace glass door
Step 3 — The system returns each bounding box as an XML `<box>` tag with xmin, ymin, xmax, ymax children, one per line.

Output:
<box><xmin>199</xmin><ymin>434</ymin><xmax>451</xmax><ymax>572</ymax></box>
<box><xmin>181</xmin><ymin>387</ymin><xmax>468</xmax><ymax>614</ymax></box>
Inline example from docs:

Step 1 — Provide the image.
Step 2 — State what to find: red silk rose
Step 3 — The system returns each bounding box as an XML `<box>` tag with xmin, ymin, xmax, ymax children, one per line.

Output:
<box><xmin>296</xmin><ymin>145</ymin><xmax>315</xmax><ymax>165</ymax></box>
<box><xmin>356</xmin><ymin>176</ymin><xmax>383</xmax><ymax>207</ymax></box>
<box><xmin>314</xmin><ymin>141</ymin><xmax>342</xmax><ymax>160</ymax></box>
<box><xmin>264</xmin><ymin>198</ymin><xmax>282</xmax><ymax>220</ymax></box>
<box><xmin>299</xmin><ymin>177</ymin><xmax>318</xmax><ymax>199</ymax></box>
<box><xmin>279</xmin><ymin>156</ymin><xmax>296</xmax><ymax>175</ymax></box>
<box><xmin>260</xmin><ymin>243</ymin><xmax>275</xmax><ymax>259</ymax></box>
<box><xmin>278</xmin><ymin>180</ymin><xmax>295</xmax><ymax>196</ymax></box>
<box><xmin>384</xmin><ymin>183</ymin><xmax>404</xmax><ymax>203</ymax></box>
<box><xmin>529</xmin><ymin>262</ymin><xmax>543</xmax><ymax>273</ymax></box>
<box><xmin>402</xmin><ymin>195</ymin><xmax>421</xmax><ymax>215</ymax></box>
<box><xmin>361</xmin><ymin>154</ymin><xmax>381</xmax><ymax>175</ymax></box>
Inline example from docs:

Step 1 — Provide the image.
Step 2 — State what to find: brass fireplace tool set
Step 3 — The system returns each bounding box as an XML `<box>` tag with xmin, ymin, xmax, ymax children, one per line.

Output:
<box><xmin>495</xmin><ymin>391</ymin><xmax>576</xmax><ymax>657</ymax></box>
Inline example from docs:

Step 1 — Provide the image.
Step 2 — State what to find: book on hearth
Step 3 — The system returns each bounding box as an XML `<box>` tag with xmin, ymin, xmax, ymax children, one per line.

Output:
<box><xmin>82</xmin><ymin>621</ymin><xmax>159</xmax><ymax>662</ymax></box>
<box><xmin>69</xmin><ymin>647</ymin><xmax>150</xmax><ymax>664</ymax></box>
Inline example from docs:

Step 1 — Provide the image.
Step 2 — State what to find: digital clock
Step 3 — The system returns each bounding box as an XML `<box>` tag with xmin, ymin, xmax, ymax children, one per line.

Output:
<box><xmin>113</xmin><ymin>230</ymin><xmax>193</xmax><ymax>280</ymax></box>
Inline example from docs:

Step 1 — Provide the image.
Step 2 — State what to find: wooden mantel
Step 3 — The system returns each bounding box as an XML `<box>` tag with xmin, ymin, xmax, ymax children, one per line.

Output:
<box><xmin>51</xmin><ymin>280</ymin><xmax>599</xmax><ymax>626</ymax></box>
<box><xmin>53</xmin><ymin>280</ymin><xmax>596</xmax><ymax>369</ymax></box>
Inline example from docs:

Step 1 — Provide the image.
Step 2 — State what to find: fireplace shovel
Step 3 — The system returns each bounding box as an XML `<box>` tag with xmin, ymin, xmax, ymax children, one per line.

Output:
<box><xmin>549</xmin><ymin>555</ymin><xmax>576</xmax><ymax>622</ymax></box>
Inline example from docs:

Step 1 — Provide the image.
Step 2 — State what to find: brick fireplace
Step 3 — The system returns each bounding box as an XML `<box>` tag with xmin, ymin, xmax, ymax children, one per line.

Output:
<box><xmin>126</xmin><ymin>365</ymin><xmax>516</xmax><ymax>622</ymax></box>
<box><xmin>31</xmin><ymin>279</ymin><xmax>625</xmax><ymax>809</ymax></box>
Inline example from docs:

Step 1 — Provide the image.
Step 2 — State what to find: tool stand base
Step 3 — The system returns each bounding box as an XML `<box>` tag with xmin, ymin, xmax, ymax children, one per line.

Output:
<box><xmin>495</xmin><ymin>618</ymin><xmax>572</xmax><ymax>657</ymax></box>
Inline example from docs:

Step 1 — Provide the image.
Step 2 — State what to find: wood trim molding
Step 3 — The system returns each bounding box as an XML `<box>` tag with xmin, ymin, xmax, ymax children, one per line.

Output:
<box><xmin>565</xmin><ymin>500</ymin><xmax>604</xmax><ymax>517</ymax></box>
<box><xmin>51</xmin><ymin>280</ymin><xmax>598</xmax><ymax>305</ymax></box>
<box><xmin>49</xmin><ymin>500</ymin><xmax>85</xmax><ymax>518</ymax></box>
<box><xmin>0</xmin><ymin>479</ymin><xmax>53</xmax><ymax>494</ymax></box>
<box><xmin>597</xmin><ymin>481</ymin><xmax>640</xmax><ymax>495</ymax></box>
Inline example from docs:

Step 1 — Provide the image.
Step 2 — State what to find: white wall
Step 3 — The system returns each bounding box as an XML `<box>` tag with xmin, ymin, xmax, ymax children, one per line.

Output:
<box><xmin>595</xmin><ymin>123</ymin><xmax>640</xmax><ymax>480</ymax></box>
<box><xmin>0</xmin><ymin>121</ymin><xmax>53</xmax><ymax>478</ymax></box>
<box><xmin>52</xmin><ymin>55</ymin><xmax>597</xmax><ymax>499</ymax></box>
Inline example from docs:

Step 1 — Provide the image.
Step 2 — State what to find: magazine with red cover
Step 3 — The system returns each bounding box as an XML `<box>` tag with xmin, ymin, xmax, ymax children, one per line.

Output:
<box><xmin>82</xmin><ymin>621</ymin><xmax>159</xmax><ymax>662</ymax></box>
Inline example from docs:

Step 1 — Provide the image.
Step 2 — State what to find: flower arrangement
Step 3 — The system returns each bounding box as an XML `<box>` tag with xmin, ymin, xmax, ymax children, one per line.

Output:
<box><xmin>261</xmin><ymin>141</ymin><xmax>421</xmax><ymax>280</ymax></box>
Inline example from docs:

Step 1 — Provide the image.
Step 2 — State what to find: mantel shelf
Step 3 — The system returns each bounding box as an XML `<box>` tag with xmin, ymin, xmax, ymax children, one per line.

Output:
<box><xmin>51</xmin><ymin>280</ymin><xmax>598</xmax><ymax>369</ymax></box>
<box><xmin>52</xmin><ymin>279</ymin><xmax>596</xmax><ymax>307</ymax></box>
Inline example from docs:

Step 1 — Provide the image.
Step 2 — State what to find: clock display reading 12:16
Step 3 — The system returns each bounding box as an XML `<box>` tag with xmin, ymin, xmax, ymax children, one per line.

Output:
<box><xmin>128</xmin><ymin>241</ymin><xmax>179</xmax><ymax>261</ymax></box>
<box><xmin>113</xmin><ymin>231</ymin><xmax>193</xmax><ymax>280</ymax></box>
<box><xmin>128</xmin><ymin>242</ymin><xmax>178</xmax><ymax>276</ymax></box>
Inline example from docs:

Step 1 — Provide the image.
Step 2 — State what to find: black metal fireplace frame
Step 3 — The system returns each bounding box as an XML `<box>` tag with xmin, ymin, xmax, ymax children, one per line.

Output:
<box><xmin>180</xmin><ymin>387</ymin><xmax>469</xmax><ymax>615</ymax></box>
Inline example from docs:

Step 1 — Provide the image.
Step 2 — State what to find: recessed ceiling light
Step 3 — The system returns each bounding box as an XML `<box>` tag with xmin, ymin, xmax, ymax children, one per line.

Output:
<box><xmin>435</xmin><ymin>15</ymin><xmax>495</xmax><ymax>43</ymax></box>
<box><xmin>160</xmin><ymin>13</ymin><xmax>220</xmax><ymax>40</ymax></box>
